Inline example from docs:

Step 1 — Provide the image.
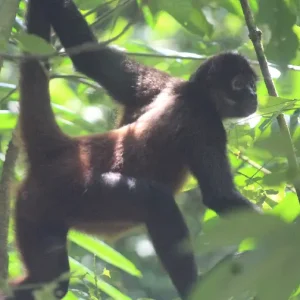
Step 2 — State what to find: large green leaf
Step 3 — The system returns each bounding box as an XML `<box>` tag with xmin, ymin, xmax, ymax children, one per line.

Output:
<box><xmin>69</xmin><ymin>231</ymin><xmax>141</xmax><ymax>277</ymax></box>
<box><xmin>196</xmin><ymin>212</ymin><xmax>286</xmax><ymax>254</ymax></box>
<box><xmin>257</xmin><ymin>0</ymin><xmax>299</xmax><ymax>65</ymax></box>
<box><xmin>15</xmin><ymin>32</ymin><xmax>55</xmax><ymax>55</ymax></box>
<box><xmin>192</xmin><ymin>214</ymin><xmax>300</xmax><ymax>300</ymax></box>
<box><xmin>154</xmin><ymin>0</ymin><xmax>213</xmax><ymax>36</ymax></box>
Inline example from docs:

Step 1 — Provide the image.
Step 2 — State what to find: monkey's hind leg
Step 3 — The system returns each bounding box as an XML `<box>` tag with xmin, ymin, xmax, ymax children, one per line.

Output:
<box><xmin>141</xmin><ymin>181</ymin><xmax>198</xmax><ymax>299</ymax></box>
<box><xmin>80</xmin><ymin>172</ymin><xmax>198</xmax><ymax>299</ymax></box>
<box><xmin>12</xmin><ymin>193</ymin><xmax>69</xmax><ymax>300</ymax></box>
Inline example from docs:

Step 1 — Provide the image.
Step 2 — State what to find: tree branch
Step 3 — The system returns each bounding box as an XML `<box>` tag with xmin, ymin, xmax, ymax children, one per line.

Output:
<box><xmin>0</xmin><ymin>0</ymin><xmax>20</xmax><ymax>281</ymax></box>
<box><xmin>0</xmin><ymin>135</ymin><xmax>19</xmax><ymax>279</ymax></box>
<box><xmin>239</xmin><ymin>0</ymin><xmax>300</xmax><ymax>201</ymax></box>
<box><xmin>1</xmin><ymin>40</ymin><xmax>300</xmax><ymax>72</ymax></box>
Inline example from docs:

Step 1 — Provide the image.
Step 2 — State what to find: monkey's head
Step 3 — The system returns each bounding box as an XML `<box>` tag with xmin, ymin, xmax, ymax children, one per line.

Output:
<box><xmin>190</xmin><ymin>52</ymin><xmax>258</xmax><ymax>119</ymax></box>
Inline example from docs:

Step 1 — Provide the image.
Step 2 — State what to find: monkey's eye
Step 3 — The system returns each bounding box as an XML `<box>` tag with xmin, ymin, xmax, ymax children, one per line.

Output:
<box><xmin>232</xmin><ymin>76</ymin><xmax>246</xmax><ymax>90</ymax></box>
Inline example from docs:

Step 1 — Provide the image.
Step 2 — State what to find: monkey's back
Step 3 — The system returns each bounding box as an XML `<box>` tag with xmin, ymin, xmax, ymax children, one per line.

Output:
<box><xmin>78</xmin><ymin>118</ymin><xmax>189</xmax><ymax>194</ymax></box>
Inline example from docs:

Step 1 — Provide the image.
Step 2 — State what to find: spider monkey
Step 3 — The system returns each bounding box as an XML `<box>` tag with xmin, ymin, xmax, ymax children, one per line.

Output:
<box><xmin>40</xmin><ymin>0</ymin><xmax>260</xmax><ymax>211</ymax></box>
<box><xmin>3</xmin><ymin>0</ymin><xmax>261</xmax><ymax>299</ymax></box>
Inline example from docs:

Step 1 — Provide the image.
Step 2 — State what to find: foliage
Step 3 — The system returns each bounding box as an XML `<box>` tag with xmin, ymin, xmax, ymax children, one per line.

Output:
<box><xmin>0</xmin><ymin>0</ymin><xmax>300</xmax><ymax>299</ymax></box>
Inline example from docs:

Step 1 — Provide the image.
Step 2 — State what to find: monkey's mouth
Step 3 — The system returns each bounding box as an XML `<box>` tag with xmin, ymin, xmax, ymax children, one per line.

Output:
<box><xmin>239</xmin><ymin>103</ymin><xmax>257</xmax><ymax>117</ymax></box>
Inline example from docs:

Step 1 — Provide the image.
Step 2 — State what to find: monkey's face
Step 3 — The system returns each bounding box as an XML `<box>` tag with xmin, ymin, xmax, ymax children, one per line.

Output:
<box><xmin>218</xmin><ymin>73</ymin><xmax>258</xmax><ymax>119</ymax></box>
<box><xmin>207</xmin><ymin>56</ymin><xmax>258</xmax><ymax>119</ymax></box>
<box><xmin>190</xmin><ymin>52</ymin><xmax>258</xmax><ymax>119</ymax></box>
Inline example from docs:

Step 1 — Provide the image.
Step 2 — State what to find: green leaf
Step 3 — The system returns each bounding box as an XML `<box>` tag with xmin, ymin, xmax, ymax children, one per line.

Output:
<box><xmin>0</xmin><ymin>110</ymin><xmax>17</xmax><ymax>131</ymax></box>
<box><xmin>15</xmin><ymin>32</ymin><xmax>55</xmax><ymax>55</ymax></box>
<box><xmin>74</xmin><ymin>0</ymin><xmax>101</xmax><ymax>10</ymax></box>
<box><xmin>181</xmin><ymin>175</ymin><xmax>198</xmax><ymax>192</ymax></box>
<box><xmin>141</xmin><ymin>5</ymin><xmax>156</xmax><ymax>28</ymax></box>
<box><xmin>62</xmin><ymin>291</ymin><xmax>78</xmax><ymax>300</ymax></box>
<box><xmin>69</xmin><ymin>231</ymin><xmax>141</xmax><ymax>277</ymax></box>
<box><xmin>271</xmin><ymin>192</ymin><xmax>300</xmax><ymax>221</ymax></box>
<box><xmin>257</xmin><ymin>0</ymin><xmax>299</xmax><ymax>65</ymax></box>
<box><xmin>157</xmin><ymin>0</ymin><xmax>213</xmax><ymax>36</ymax></box>
<box><xmin>191</xmin><ymin>242</ymin><xmax>300</xmax><ymax>300</ymax></box>
<box><xmin>8</xmin><ymin>251</ymin><xmax>23</xmax><ymax>278</ymax></box>
<box><xmin>193</xmin><ymin>220</ymin><xmax>300</xmax><ymax>300</ymax></box>
<box><xmin>196</xmin><ymin>212</ymin><xmax>286</xmax><ymax>254</ymax></box>
<box><xmin>69</xmin><ymin>257</ymin><xmax>131</xmax><ymax>300</ymax></box>
<box><xmin>258</xmin><ymin>96</ymin><xmax>298</xmax><ymax>115</ymax></box>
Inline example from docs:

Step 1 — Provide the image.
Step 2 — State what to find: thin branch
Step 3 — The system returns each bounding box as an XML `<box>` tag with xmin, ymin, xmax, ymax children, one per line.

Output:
<box><xmin>0</xmin><ymin>14</ymin><xmax>136</xmax><ymax>62</ymax></box>
<box><xmin>230</xmin><ymin>149</ymin><xmax>271</xmax><ymax>175</ymax></box>
<box><xmin>89</xmin><ymin>0</ymin><xmax>133</xmax><ymax>29</ymax></box>
<box><xmin>239</xmin><ymin>0</ymin><xmax>300</xmax><ymax>201</ymax></box>
<box><xmin>50</xmin><ymin>74</ymin><xmax>100</xmax><ymax>90</ymax></box>
<box><xmin>1</xmin><ymin>44</ymin><xmax>300</xmax><ymax>77</ymax></box>
<box><xmin>55</xmin><ymin>0</ymin><xmax>134</xmax><ymax>52</ymax></box>
<box><xmin>0</xmin><ymin>87</ymin><xmax>17</xmax><ymax>105</ymax></box>
<box><xmin>0</xmin><ymin>47</ymin><xmax>206</xmax><ymax>62</ymax></box>
<box><xmin>82</xmin><ymin>0</ymin><xmax>120</xmax><ymax>19</ymax></box>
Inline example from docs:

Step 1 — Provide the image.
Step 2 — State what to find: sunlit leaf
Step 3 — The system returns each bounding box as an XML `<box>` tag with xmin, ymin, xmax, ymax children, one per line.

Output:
<box><xmin>15</xmin><ymin>32</ymin><xmax>55</xmax><ymax>55</ymax></box>
<box><xmin>69</xmin><ymin>258</ymin><xmax>131</xmax><ymax>300</ymax></box>
<box><xmin>196</xmin><ymin>212</ymin><xmax>286</xmax><ymax>254</ymax></box>
<box><xmin>192</xmin><ymin>220</ymin><xmax>300</xmax><ymax>300</ymax></box>
<box><xmin>69</xmin><ymin>231</ymin><xmax>141</xmax><ymax>277</ymax></box>
<box><xmin>271</xmin><ymin>192</ymin><xmax>300</xmax><ymax>221</ymax></box>
<box><xmin>0</xmin><ymin>110</ymin><xmax>17</xmax><ymax>131</ymax></box>
<box><xmin>155</xmin><ymin>0</ymin><xmax>213</xmax><ymax>36</ymax></box>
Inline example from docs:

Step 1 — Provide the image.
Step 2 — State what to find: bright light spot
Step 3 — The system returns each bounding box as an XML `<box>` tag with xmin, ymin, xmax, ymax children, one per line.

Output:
<box><xmin>225</xmin><ymin>112</ymin><xmax>261</xmax><ymax>129</ymax></box>
<box><xmin>284</xmin><ymin>114</ymin><xmax>290</xmax><ymax>123</ymax></box>
<box><xmin>238</xmin><ymin>112</ymin><xmax>261</xmax><ymax>128</ymax></box>
<box><xmin>154</xmin><ymin>47</ymin><xmax>206</xmax><ymax>59</ymax></box>
<box><xmin>135</xmin><ymin>238</ymin><xmax>155</xmax><ymax>257</ymax></box>
<box><xmin>269</xmin><ymin>66</ymin><xmax>281</xmax><ymax>79</ymax></box>
<box><xmin>82</xmin><ymin>106</ymin><xmax>105</xmax><ymax>123</ymax></box>
<box><xmin>8</xmin><ymin>101</ymin><xmax>19</xmax><ymax>113</ymax></box>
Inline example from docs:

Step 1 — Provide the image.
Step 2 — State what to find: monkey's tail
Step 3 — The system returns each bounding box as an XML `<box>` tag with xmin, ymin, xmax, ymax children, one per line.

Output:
<box><xmin>19</xmin><ymin>0</ymin><xmax>71</xmax><ymax>164</ymax></box>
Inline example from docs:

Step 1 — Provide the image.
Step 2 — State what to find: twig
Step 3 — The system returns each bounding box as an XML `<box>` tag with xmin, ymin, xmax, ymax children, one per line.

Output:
<box><xmin>50</xmin><ymin>74</ymin><xmax>100</xmax><ymax>90</ymax></box>
<box><xmin>229</xmin><ymin>148</ymin><xmax>296</xmax><ymax>194</ymax></box>
<box><xmin>239</xmin><ymin>0</ymin><xmax>300</xmax><ymax>202</ymax></box>
<box><xmin>230</xmin><ymin>149</ymin><xmax>271</xmax><ymax>175</ymax></box>
<box><xmin>89</xmin><ymin>0</ymin><xmax>133</xmax><ymax>29</ymax></box>
<box><xmin>0</xmin><ymin>87</ymin><xmax>17</xmax><ymax>105</ymax></box>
